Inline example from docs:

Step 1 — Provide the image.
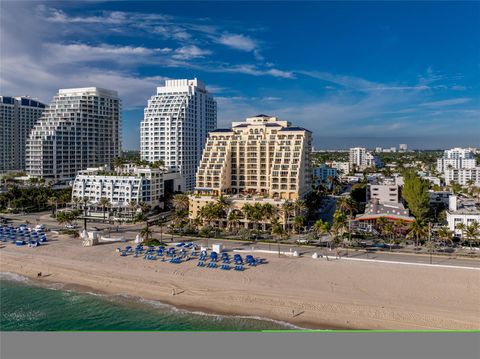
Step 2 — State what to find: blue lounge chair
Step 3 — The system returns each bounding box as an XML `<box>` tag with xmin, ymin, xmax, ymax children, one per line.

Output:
<box><xmin>234</xmin><ymin>265</ymin><xmax>244</xmax><ymax>271</ymax></box>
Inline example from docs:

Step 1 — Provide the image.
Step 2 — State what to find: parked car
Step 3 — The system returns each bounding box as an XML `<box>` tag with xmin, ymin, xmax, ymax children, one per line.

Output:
<box><xmin>65</xmin><ymin>223</ymin><xmax>77</xmax><ymax>229</ymax></box>
<box><xmin>296</xmin><ymin>239</ymin><xmax>309</xmax><ymax>244</ymax></box>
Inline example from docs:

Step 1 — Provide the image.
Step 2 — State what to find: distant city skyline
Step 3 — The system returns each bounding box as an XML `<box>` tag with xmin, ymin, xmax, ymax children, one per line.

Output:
<box><xmin>1</xmin><ymin>1</ymin><xmax>479</xmax><ymax>150</ymax></box>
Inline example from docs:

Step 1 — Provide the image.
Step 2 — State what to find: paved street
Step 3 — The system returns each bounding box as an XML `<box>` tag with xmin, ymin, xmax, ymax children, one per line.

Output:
<box><xmin>2</xmin><ymin>211</ymin><xmax>479</xmax><ymax>269</ymax></box>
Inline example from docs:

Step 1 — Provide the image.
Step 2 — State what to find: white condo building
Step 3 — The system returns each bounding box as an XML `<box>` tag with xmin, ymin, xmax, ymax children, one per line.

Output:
<box><xmin>25</xmin><ymin>88</ymin><xmax>121</xmax><ymax>180</ymax></box>
<box><xmin>444</xmin><ymin>167</ymin><xmax>480</xmax><ymax>187</ymax></box>
<box><xmin>71</xmin><ymin>164</ymin><xmax>180</xmax><ymax>220</ymax></box>
<box><xmin>436</xmin><ymin>147</ymin><xmax>476</xmax><ymax>173</ymax></box>
<box><xmin>140</xmin><ymin>78</ymin><xmax>217</xmax><ymax>192</ymax></box>
<box><xmin>349</xmin><ymin>147</ymin><xmax>381</xmax><ymax>170</ymax></box>
<box><xmin>326</xmin><ymin>161</ymin><xmax>351</xmax><ymax>175</ymax></box>
<box><xmin>0</xmin><ymin>96</ymin><xmax>46</xmax><ymax>172</ymax></box>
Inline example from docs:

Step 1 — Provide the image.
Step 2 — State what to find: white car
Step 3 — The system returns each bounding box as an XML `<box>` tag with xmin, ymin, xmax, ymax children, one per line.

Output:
<box><xmin>296</xmin><ymin>239</ymin><xmax>309</xmax><ymax>244</ymax></box>
<box><xmin>65</xmin><ymin>224</ymin><xmax>77</xmax><ymax>229</ymax></box>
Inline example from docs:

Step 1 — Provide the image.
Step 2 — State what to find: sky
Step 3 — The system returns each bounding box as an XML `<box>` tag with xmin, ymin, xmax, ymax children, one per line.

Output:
<box><xmin>1</xmin><ymin>1</ymin><xmax>479</xmax><ymax>150</ymax></box>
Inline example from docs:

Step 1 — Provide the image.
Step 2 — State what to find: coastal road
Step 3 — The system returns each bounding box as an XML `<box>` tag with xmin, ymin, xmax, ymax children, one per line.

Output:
<box><xmin>166</xmin><ymin>235</ymin><xmax>480</xmax><ymax>269</ymax></box>
<box><xmin>4</xmin><ymin>212</ymin><xmax>479</xmax><ymax>269</ymax></box>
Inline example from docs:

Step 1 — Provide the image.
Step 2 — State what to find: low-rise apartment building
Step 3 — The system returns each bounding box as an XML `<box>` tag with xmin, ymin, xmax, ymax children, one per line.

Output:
<box><xmin>446</xmin><ymin>195</ymin><xmax>480</xmax><ymax>237</ymax></box>
<box><xmin>72</xmin><ymin>164</ymin><xmax>180</xmax><ymax>220</ymax></box>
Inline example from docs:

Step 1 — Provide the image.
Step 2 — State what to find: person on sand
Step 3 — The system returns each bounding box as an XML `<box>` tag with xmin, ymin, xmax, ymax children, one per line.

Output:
<box><xmin>172</xmin><ymin>288</ymin><xmax>175</xmax><ymax>296</ymax></box>
<box><xmin>292</xmin><ymin>309</ymin><xmax>295</xmax><ymax>317</ymax></box>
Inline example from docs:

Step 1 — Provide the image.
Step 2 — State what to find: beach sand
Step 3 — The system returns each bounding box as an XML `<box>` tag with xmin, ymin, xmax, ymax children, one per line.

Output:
<box><xmin>1</xmin><ymin>235</ymin><xmax>479</xmax><ymax>330</ymax></box>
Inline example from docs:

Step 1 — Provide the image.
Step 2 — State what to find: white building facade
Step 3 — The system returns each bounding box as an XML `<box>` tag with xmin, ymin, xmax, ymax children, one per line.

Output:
<box><xmin>72</xmin><ymin>165</ymin><xmax>181</xmax><ymax>219</ymax></box>
<box><xmin>349</xmin><ymin>147</ymin><xmax>381</xmax><ymax>170</ymax></box>
<box><xmin>437</xmin><ymin>147</ymin><xmax>476</xmax><ymax>173</ymax></box>
<box><xmin>25</xmin><ymin>88</ymin><xmax>121</xmax><ymax>180</ymax></box>
<box><xmin>444</xmin><ymin>167</ymin><xmax>480</xmax><ymax>186</ymax></box>
<box><xmin>0</xmin><ymin>96</ymin><xmax>46</xmax><ymax>172</ymax></box>
<box><xmin>140</xmin><ymin>79</ymin><xmax>217</xmax><ymax>192</ymax></box>
<box><xmin>326</xmin><ymin>161</ymin><xmax>351</xmax><ymax>175</ymax></box>
<box><xmin>446</xmin><ymin>195</ymin><xmax>480</xmax><ymax>237</ymax></box>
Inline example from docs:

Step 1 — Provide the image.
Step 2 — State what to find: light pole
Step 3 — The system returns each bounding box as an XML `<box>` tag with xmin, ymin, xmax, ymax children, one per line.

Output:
<box><xmin>83</xmin><ymin>204</ymin><xmax>87</xmax><ymax>232</ymax></box>
<box><xmin>428</xmin><ymin>222</ymin><xmax>432</xmax><ymax>264</ymax></box>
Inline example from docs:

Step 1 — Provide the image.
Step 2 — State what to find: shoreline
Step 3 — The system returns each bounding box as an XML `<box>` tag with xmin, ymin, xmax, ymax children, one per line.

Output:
<box><xmin>1</xmin><ymin>236</ymin><xmax>479</xmax><ymax>330</ymax></box>
<box><xmin>0</xmin><ymin>271</ymin><xmax>346</xmax><ymax>331</ymax></box>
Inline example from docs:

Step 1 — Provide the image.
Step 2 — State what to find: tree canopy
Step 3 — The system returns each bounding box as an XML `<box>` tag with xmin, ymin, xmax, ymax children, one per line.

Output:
<box><xmin>402</xmin><ymin>170</ymin><xmax>430</xmax><ymax>220</ymax></box>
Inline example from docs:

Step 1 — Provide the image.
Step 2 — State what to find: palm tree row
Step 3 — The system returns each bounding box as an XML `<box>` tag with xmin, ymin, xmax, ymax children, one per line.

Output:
<box><xmin>194</xmin><ymin>198</ymin><xmax>307</xmax><ymax>236</ymax></box>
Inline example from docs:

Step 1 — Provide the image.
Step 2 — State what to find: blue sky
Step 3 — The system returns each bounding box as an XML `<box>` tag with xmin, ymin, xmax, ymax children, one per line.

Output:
<box><xmin>1</xmin><ymin>1</ymin><xmax>479</xmax><ymax>149</ymax></box>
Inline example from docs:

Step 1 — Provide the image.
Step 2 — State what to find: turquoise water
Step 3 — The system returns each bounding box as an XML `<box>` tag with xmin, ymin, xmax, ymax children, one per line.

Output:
<box><xmin>0</xmin><ymin>274</ymin><xmax>293</xmax><ymax>331</ymax></box>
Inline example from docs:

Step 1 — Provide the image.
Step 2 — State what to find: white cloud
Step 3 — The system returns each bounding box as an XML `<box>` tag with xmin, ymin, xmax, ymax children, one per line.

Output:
<box><xmin>217</xmin><ymin>33</ymin><xmax>257</xmax><ymax>51</ymax></box>
<box><xmin>172</xmin><ymin>45</ymin><xmax>212</xmax><ymax>60</ymax></box>
<box><xmin>420</xmin><ymin>98</ymin><xmax>471</xmax><ymax>107</ymax></box>
<box><xmin>221</xmin><ymin>65</ymin><xmax>294</xmax><ymax>78</ymax></box>
<box><xmin>44</xmin><ymin>43</ymin><xmax>172</xmax><ymax>64</ymax></box>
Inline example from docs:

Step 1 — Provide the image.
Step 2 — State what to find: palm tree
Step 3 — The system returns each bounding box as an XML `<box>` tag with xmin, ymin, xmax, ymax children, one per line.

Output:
<box><xmin>172</xmin><ymin>194</ymin><xmax>190</xmax><ymax>212</ymax></box>
<box><xmin>333</xmin><ymin>210</ymin><xmax>347</xmax><ymax>239</ymax></box>
<box><xmin>139</xmin><ymin>202</ymin><xmax>151</xmax><ymax>215</ymax></box>
<box><xmin>407</xmin><ymin>219</ymin><xmax>428</xmax><ymax>247</ymax></box>
<box><xmin>313</xmin><ymin>219</ymin><xmax>331</xmax><ymax>238</ymax></box>
<box><xmin>113</xmin><ymin>157</ymin><xmax>125</xmax><ymax>170</ymax></box>
<box><xmin>455</xmin><ymin>222</ymin><xmax>466</xmax><ymax>241</ymax></box>
<box><xmin>464</xmin><ymin>221</ymin><xmax>479</xmax><ymax>252</ymax></box>
<box><xmin>293</xmin><ymin>216</ymin><xmax>305</xmax><ymax>234</ymax></box>
<box><xmin>56</xmin><ymin>211</ymin><xmax>68</xmax><ymax>227</ymax></box>
<box><xmin>261</xmin><ymin>203</ymin><xmax>277</xmax><ymax>231</ymax></box>
<box><xmin>466</xmin><ymin>179</ymin><xmax>475</xmax><ymax>197</ymax></box>
<box><xmin>271</xmin><ymin>222</ymin><xmax>285</xmax><ymax>257</ymax></box>
<box><xmin>98</xmin><ymin>197</ymin><xmax>111</xmax><ymax>221</ymax></box>
<box><xmin>293</xmin><ymin>199</ymin><xmax>307</xmax><ymax>216</ymax></box>
<box><xmin>249</xmin><ymin>203</ymin><xmax>265</xmax><ymax>235</ymax></box>
<box><xmin>337</xmin><ymin>197</ymin><xmax>357</xmax><ymax>217</ymax></box>
<box><xmin>128</xmin><ymin>200</ymin><xmax>139</xmax><ymax>219</ymax></box>
<box><xmin>216</xmin><ymin>195</ymin><xmax>231</xmax><ymax>227</ymax></box>
<box><xmin>241</xmin><ymin>203</ymin><xmax>253</xmax><ymax>229</ymax></box>
<box><xmin>280</xmin><ymin>201</ymin><xmax>295</xmax><ymax>232</ymax></box>
<box><xmin>134</xmin><ymin>212</ymin><xmax>149</xmax><ymax>229</ymax></box>
<box><xmin>70</xmin><ymin>196</ymin><xmax>80</xmax><ymax>210</ymax></box>
<box><xmin>198</xmin><ymin>202</ymin><xmax>221</xmax><ymax>228</ymax></box>
<box><xmin>48</xmin><ymin>196</ymin><xmax>58</xmax><ymax>217</ymax></box>
<box><xmin>227</xmin><ymin>211</ymin><xmax>241</xmax><ymax>234</ymax></box>
<box><xmin>140</xmin><ymin>226</ymin><xmax>153</xmax><ymax>242</ymax></box>
<box><xmin>436</xmin><ymin>226</ymin><xmax>453</xmax><ymax>251</ymax></box>
<box><xmin>383</xmin><ymin>222</ymin><xmax>395</xmax><ymax>250</ymax></box>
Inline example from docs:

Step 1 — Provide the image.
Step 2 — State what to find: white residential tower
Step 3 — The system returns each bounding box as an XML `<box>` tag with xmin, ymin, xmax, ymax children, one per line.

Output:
<box><xmin>25</xmin><ymin>88</ymin><xmax>121</xmax><ymax>180</ymax></box>
<box><xmin>140</xmin><ymin>78</ymin><xmax>217</xmax><ymax>192</ymax></box>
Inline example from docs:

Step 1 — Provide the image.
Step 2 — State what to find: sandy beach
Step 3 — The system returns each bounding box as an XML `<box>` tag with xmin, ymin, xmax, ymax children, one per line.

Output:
<box><xmin>1</xmin><ymin>235</ymin><xmax>479</xmax><ymax>330</ymax></box>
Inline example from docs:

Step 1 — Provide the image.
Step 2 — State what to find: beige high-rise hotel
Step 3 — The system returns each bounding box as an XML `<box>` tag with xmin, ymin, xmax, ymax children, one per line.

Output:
<box><xmin>189</xmin><ymin>115</ymin><xmax>312</xmax><ymax>227</ymax></box>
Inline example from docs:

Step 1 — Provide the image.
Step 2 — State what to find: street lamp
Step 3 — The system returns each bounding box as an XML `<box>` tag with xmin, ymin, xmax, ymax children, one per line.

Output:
<box><xmin>83</xmin><ymin>204</ymin><xmax>88</xmax><ymax>231</ymax></box>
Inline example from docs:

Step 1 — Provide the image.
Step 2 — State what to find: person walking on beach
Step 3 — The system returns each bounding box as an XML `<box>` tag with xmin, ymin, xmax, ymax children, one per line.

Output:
<box><xmin>172</xmin><ymin>288</ymin><xmax>175</xmax><ymax>296</ymax></box>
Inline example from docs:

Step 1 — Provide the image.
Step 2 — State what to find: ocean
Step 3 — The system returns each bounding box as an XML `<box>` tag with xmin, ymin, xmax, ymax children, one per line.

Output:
<box><xmin>0</xmin><ymin>273</ymin><xmax>294</xmax><ymax>331</ymax></box>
